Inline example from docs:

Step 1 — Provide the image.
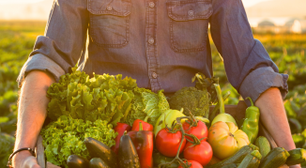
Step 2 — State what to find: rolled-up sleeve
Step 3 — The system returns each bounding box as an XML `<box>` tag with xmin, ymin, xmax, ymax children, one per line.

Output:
<box><xmin>209</xmin><ymin>0</ymin><xmax>288</xmax><ymax>102</ymax></box>
<box><xmin>17</xmin><ymin>0</ymin><xmax>89</xmax><ymax>86</ymax></box>
<box><xmin>17</xmin><ymin>54</ymin><xmax>65</xmax><ymax>85</ymax></box>
<box><xmin>239</xmin><ymin>67</ymin><xmax>288</xmax><ymax>101</ymax></box>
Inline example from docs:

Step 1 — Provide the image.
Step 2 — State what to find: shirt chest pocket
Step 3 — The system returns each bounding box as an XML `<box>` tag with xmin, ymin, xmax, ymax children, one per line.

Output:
<box><xmin>87</xmin><ymin>0</ymin><xmax>132</xmax><ymax>48</ymax></box>
<box><xmin>167</xmin><ymin>0</ymin><xmax>212</xmax><ymax>52</ymax></box>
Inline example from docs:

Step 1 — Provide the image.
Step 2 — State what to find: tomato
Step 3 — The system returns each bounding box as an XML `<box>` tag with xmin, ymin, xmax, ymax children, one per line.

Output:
<box><xmin>208</xmin><ymin>121</ymin><xmax>250</xmax><ymax>159</ymax></box>
<box><xmin>156</xmin><ymin>128</ymin><xmax>186</xmax><ymax>157</ymax></box>
<box><xmin>178</xmin><ymin>160</ymin><xmax>203</xmax><ymax>168</ymax></box>
<box><xmin>154</xmin><ymin>109</ymin><xmax>187</xmax><ymax>137</ymax></box>
<box><xmin>183</xmin><ymin>140</ymin><xmax>213</xmax><ymax>166</ymax></box>
<box><xmin>183</xmin><ymin>120</ymin><xmax>208</xmax><ymax>142</ymax></box>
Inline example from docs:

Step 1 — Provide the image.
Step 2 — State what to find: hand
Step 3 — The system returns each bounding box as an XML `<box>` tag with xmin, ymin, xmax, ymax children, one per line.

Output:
<box><xmin>279</xmin><ymin>164</ymin><xmax>301</xmax><ymax>168</ymax></box>
<box><xmin>12</xmin><ymin>151</ymin><xmax>41</xmax><ymax>168</ymax></box>
<box><xmin>289</xmin><ymin>164</ymin><xmax>301</xmax><ymax>168</ymax></box>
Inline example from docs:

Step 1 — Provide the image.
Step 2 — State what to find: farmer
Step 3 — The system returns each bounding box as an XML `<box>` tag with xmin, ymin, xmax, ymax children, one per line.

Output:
<box><xmin>12</xmin><ymin>0</ymin><xmax>299</xmax><ymax>167</ymax></box>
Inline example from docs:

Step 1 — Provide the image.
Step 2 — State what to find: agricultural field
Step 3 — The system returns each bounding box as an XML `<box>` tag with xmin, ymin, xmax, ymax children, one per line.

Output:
<box><xmin>0</xmin><ymin>21</ymin><xmax>47</xmax><ymax>166</ymax></box>
<box><xmin>0</xmin><ymin>21</ymin><xmax>305</xmax><ymax>167</ymax></box>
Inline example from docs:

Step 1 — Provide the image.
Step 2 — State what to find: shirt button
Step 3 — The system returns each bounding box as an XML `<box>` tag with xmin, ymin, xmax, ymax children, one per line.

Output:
<box><xmin>149</xmin><ymin>2</ymin><xmax>155</xmax><ymax>8</ymax></box>
<box><xmin>107</xmin><ymin>6</ymin><xmax>112</xmax><ymax>10</ymax></box>
<box><xmin>148</xmin><ymin>38</ymin><xmax>154</xmax><ymax>44</ymax></box>
<box><xmin>188</xmin><ymin>10</ymin><xmax>194</xmax><ymax>16</ymax></box>
<box><xmin>152</xmin><ymin>72</ymin><xmax>158</xmax><ymax>79</ymax></box>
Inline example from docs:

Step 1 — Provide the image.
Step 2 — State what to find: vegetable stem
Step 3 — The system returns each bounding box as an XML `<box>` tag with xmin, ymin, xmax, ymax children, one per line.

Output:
<box><xmin>210</xmin><ymin>91</ymin><xmax>230</xmax><ymax>121</ymax></box>
<box><xmin>214</xmin><ymin>84</ymin><xmax>225</xmax><ymax>114</ymax></box>
<box><xmin>246</xmin><ymin>97</ymin><xmax>254</xmax><ymax>106</ymax></box>
<box><xmin>139</xmin><ymin>122</ymin><xmax>143</xmax><ymax>131</ymax></box>
<box><xmin>186</xmin><ymin>109</ymin><xmax>198</xmax><ymax>127</ymax></box>
<box><xmin>144</xmin><ymin>115</ymin><xmax>149</xmax><ymax>122</ymax></box>
<box><xmin>185</xmin><ymin>133</ymin><xmax>201</xmax><ymax>145</ymax></box>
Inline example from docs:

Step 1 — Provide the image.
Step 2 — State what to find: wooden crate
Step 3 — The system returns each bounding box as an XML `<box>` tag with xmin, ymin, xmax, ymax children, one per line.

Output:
<box><xmin>36</xmin><ymin>101</ymin><xmax>284</xmax><ymax>168</ymax></box>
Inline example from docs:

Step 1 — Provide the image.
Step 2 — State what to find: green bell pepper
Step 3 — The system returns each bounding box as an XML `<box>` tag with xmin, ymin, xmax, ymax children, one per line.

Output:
<box><xmin>241</xmin><ymin>97</ymin><xmax>260</xmax><ymax>143</ymax></box>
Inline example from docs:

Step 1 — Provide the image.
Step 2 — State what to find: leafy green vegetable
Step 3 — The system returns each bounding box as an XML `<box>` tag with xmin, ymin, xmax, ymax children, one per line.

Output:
<box><xmin>47</xmin><ymin>67</ymin><xmax>137</xmax><ymax>124</ymax></box>
<box><xmin>168</xmin><ymin>73</ymin><xmax>218</xmax><ymax>118</ymax></box>
<box><xmin>169</xmin><ymin>87</ymin><xmax>210</xmax><ymax>117</ymax></box>
<box><xmin>41</xmin><ymin>115</ymin><xmax>117</xmax><ymax>168</ymax></box>
<box><xmin>0</xmin><ymin>117</ymin><xmax>8</xmax><ymax>123</ymax></box>
<box><xmin>0</xmin><ymin>90</ymin><xmax>18</xmax><ymax>116</ymax></box>
<box><xmin>0</xmin><ymin>130</ymin><xmax>15</xmax><ymax>167</ymax></box>
<box><xmin>192</xmin><ymin>72</ymin><xmax>219</xmax><ymax>104</ymax></box>
<box><xmin>125</xmin><ymin>88</ymin><xmax>170</xmax><ymax>126</ymax></box>
<box><xmin>0</xmin><ymin>108</ymin><xmax>17</xmax><ymax>134</ymax></box>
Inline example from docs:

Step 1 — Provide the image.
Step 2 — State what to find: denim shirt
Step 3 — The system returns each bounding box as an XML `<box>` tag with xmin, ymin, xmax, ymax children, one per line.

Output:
<box><xmin>17</xmin><ymin>0</ymin><xmax>288</xmax><ymax>102</ymax></box>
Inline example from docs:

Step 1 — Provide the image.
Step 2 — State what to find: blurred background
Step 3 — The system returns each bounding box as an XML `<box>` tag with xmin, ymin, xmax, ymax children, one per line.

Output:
<box><xmin>0</xmin><ymin>0</ymin><xmax>305</xmax><ymax>167</ymax></box>
<box><xmin>1</xmin><ymin>0</ymin><xmax>306</xmax><ymax>33</ymax></box>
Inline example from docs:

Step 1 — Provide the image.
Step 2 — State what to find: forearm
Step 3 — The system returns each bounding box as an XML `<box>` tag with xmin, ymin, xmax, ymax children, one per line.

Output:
<box><xmin>255</xmin><ymin>88</ymin><xmax>299</xmax><ymax>168</ymax></box>
<box><xmin>255</xmin><ymin>87</ymin><xmax>295</xmax><ymax>150</ymax></box>
<box><xmin>13</xmin><ymin>71</ymin><xmax>54</xmax><ymax>165</ymax></box>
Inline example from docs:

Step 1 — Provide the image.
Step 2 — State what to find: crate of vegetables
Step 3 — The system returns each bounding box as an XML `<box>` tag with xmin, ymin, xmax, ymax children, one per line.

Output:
<box><xmin>35</xmin><ymin>104</ymin><xmax>280</xmax><ymax>168</ymax></box>
<box><xmin>35</xmin><ymin>69</ymin><xmax>303</xmax><ymax>168</ymax></box>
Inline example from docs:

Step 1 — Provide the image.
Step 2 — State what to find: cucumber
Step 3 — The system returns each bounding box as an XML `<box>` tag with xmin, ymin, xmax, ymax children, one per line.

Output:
<box><xmin>118</xmin><ymin>132</ymin><xmax>140</xmax><ymax>168</ymax></box>
<box><xmin>286</xmin><ymin>148</ymin><xmax>306</xmax><ymax>166</ymax></box>
<box><xmin>84</xmin><ymin>137</ymin><xmax>117</xmax><ymax>168</ymax></box>
<box><xmin>207</xmin><ymin>145</ymin><xmax>254</xmax><ymax>168</ymax></box>
<box><xmin>249</xmin><ymin>143</ymin><xmax>260</xmax><ymax>151</ymax></box>
<box><xmin>89</xmin><ymin>158</ymin><xmax>111</xmax><ymax>168</ymax></box>
<box><xmin>237</xmin><ymin>150</ymin><xmax>261</xmax><ymax>168</ymax></box>
<box><xmin>259</xmin><ymin>147</ymin><xmax>290</xmax><ymax>168</ymax></box>
<box><xmin>255</xmin><ymin>136</ymin><xmax>271</xmax><ymax>158</ymax></box>
<box><xmin>67</xmin><ymin>155</ymin><xmax>89</xmax><ymax>168</ymax></box>
<box><xmin>220</xmin><ymin>163</ymin><xmax>238</xmax><ymax>168</ymax></box>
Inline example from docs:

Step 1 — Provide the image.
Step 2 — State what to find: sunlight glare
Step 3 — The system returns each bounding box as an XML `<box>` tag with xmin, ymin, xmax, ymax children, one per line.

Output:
<box><xmin>0</xmin><ymin>0</ymin><xmax>271</xmax><ymax>6</ymax></box>
<box><xmin>242</xmin><ymin>0</ymin><xmax>271</xmax><ymax>7</ymax></box>
<box><xmin>0</xmin><ymin>0</ymin><xmax>45</xmax><ymax>4</ymax></box>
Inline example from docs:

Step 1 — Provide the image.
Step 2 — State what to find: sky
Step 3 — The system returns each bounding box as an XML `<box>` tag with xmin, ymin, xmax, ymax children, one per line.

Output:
<box><xmin>0</xmin><ymin>0</ymin><xmax>270</xmax><ymax>7</ymax></box>
<box><xmin>0</xmin><ymin>0</ymin><xmax>44</xmax><ymax>4</ymax></box>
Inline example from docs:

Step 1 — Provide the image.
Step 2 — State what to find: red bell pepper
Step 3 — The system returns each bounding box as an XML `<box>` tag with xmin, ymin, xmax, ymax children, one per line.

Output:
<box><xmin>128</xmin><ymin>122</ymin><xmax>154</xmax><ymax>168</ymax></box>
<box><xmin>111</xmin><ymin>122</ymin><xmax>132</xmax><ymax>154</ymax></box>
<box><xmin>131</xmin><ymin>119</ymin><xmax>153</xmax><ymax>131</ymax></box>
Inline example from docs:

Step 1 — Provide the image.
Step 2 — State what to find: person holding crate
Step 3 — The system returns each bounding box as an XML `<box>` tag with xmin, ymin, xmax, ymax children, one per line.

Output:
<box><xmin>11</xmin><ymin>0</ymin><xmax>300</xmax><ymax>167</ymax></box>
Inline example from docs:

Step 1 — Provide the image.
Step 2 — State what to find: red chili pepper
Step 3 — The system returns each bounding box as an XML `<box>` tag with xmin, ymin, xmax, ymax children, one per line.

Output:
<box><xmin>131</xmin><ymin>119</ymin><xmax>153</xmax><ymax>131</ymax></box>
<box><xmin>111</xmin><ymin>122</ymin><xmax>132</xmax><ymax>154</ymax></box>
<box><xmin>128</xmin><ymin>122</ymin><xmax>154</xmax><ymax>168</ymax></box>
